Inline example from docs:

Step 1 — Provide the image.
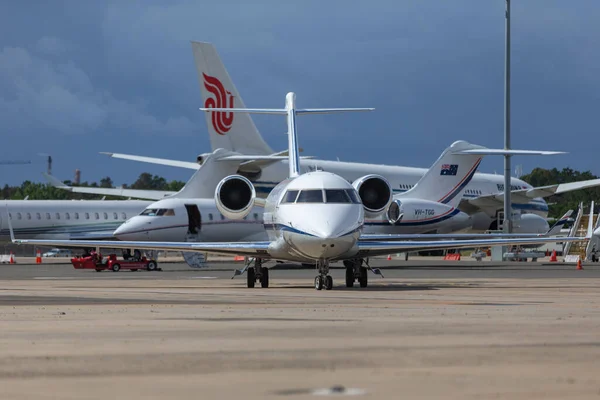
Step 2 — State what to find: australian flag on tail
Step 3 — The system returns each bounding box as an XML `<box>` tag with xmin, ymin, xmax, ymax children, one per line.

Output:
<box><xmin>440</xmin><ymin>164</ymin><xmax>458</xmax><ymax>176</ymax></box>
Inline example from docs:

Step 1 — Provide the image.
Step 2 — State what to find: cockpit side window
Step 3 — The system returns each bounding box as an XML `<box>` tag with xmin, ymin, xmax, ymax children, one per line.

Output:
<box><xmin>282</xmin><ymin>190</ymin><xmax>299</xmax><ymax>203</ymax></box>
<box><xmin>345</xmin><ymin>189</ymin><xmax>362</xmax><ymax>204</ymax></box>
<box><xmin>153</xmin><ymin>209</ymin><xmax>175</xmax><ymax>216</ymax></box>
<box><xmin>296</xmin><ymin>189</ymin><xmax>324</xmax><ymax>203</ymax></box>
<box><xmin>140</xmin><ymin>208</ymin><xmax>158</xmax><ymax>216</ymax></box>
<box><xmin>324</xmin><ymin>189</ymin><xmax>352</xmax><ymax>203</ymax></box>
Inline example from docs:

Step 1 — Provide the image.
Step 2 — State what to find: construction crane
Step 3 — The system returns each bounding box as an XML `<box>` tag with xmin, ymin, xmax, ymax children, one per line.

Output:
<box><xmin>0</xmin><ymin>160</ymin><xmax>31</xmax><ymax>165</ymax></box>
<box><xmin>38</xmin><ymin>153</ymin><xmax>52</xmax><ymax>175</ymax></box>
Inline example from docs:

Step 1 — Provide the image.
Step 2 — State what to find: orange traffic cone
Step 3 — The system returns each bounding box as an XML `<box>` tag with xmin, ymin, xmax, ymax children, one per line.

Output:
<box><xmin>549</xmin><ymin>250</ymin><xmax>557</xmax><ymax>262</ymax></box>
<box><xmin>576</xmin><ymin>258</ymin><xmax>583</xmax><ymax>270</ymax></box>
<box><xmin>9</xmin><ymin>251</ymin><xmax>14</xmax><ymax>264</ymax></box>
<box><xmin>36</xmin><ymin>250</ymin><xmax>42</xmax><ymax>264</ymax></box>
<box><xmin>387</xmin><ymin>254</ymin><xmax>392</xmax><ymax>261</ymax></box>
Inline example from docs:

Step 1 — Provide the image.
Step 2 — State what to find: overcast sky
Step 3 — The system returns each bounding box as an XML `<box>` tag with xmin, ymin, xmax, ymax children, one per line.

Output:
<box><xmin>1</xmin><ymin>0</ymin><xmax>599</xmax><ymax>186</ymax></box>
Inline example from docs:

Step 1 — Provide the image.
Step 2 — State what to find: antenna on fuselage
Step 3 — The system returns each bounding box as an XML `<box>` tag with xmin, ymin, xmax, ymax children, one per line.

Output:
<box><xmin>200</xmin><ymin>93</ymin><xmax>374</xmax><ymax>179</ymax></box>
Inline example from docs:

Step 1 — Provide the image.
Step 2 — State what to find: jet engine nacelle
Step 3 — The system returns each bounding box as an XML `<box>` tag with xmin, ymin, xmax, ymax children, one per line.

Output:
<box><xmin>386</xmin><ymin>198</ymin><xmax>472</xmax><ymax>232</ymax></box>
<box><xmin>512</xmin><ymin>213</ymin><xmax>550</xmax><ymax>234</ymax></box>
<box><xmin>352</xmin><ymin>174</ymin><xmax>393</xmax><ymax>218</ymax></box>
<box><xmin>214</xmin><ymin>175</ymin><xmax>256</xmax><ymax>220</ymax></box>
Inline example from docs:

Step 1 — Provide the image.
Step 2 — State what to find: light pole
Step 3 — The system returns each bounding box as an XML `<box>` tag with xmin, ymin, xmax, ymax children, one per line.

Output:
<box><xmin>503</xmin><ymin>0</ymin><xmax>512</xmax><ymax>234</ymax></box>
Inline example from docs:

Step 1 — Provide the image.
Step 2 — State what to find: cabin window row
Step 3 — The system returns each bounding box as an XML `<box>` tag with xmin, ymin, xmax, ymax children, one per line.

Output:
<box><xmin>8</xmin><ymin>212</ymin><xmax>128</xmax><ymax>221</ymax></box>
<box><xmin>465</xmin><ymin>189</ymin><xmax>482</xmax><ymax>195</ymax></box>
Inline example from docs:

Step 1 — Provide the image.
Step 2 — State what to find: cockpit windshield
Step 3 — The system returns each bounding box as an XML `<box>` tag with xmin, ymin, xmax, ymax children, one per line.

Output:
<box><xmin>324</xmin><ymin>189</ymin><xmax>352</xmax><ymax>203</ymax></box>
<box><xmin>281</xmin><ymin>189</ymin><xmax>361</xmax><ymax>204</ymax></box>
<box><xmin>296</xmin><ymin>190</ymin><xmax>324</xmax><ymax>203</ymax></box>
<box><xmin>140</xmin><ymin>208</ymin><xmax>175</xmax><ymax>216</ymax></box>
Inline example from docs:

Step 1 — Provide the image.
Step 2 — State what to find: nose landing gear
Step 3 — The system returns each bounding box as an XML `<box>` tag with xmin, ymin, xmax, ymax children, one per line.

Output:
<box><xmin>315</xmin><ymin>260</ymin><xmax>333</xmax><ymax>290</ymax></box>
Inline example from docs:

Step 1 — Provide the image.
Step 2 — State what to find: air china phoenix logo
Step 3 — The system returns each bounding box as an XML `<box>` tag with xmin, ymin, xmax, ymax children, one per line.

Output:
<box><xmin>203</xmin><ymin>73</ymin><xmax>234</xmax><ymax>135</ymax></box>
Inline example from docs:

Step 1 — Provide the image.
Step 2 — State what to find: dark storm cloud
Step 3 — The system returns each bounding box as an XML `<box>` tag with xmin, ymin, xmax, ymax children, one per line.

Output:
<box><xmin>1</xmin><ymin>1</ymin><xmax>599</xmax><ymax>185</ymax></box>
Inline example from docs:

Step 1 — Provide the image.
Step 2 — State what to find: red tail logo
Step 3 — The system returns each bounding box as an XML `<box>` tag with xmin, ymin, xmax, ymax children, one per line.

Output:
<box><xmin>203</xmin><ymin>73</ymin><xmax>234</xmax><ymax>135</ymax></box>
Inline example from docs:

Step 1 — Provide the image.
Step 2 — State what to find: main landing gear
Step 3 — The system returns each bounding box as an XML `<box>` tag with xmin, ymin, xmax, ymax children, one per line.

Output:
<box><xmin>314</xmin><ymin>259</ymin><xmax>333</xmax><ymax>290</ymax></box>
<box><xmin>344</xmin><ymin>259</ymin><xmax>367</xmax><ymax>288</ymax></box>
<box><xmin>343</xmin><ymin>258</ymin><xmax>384</xmax><ymax>288</ymax></box>
<box><xmin>246</xmin><ymin>258</ymin><xmax>269</xmax><ymax>288</ymax></box>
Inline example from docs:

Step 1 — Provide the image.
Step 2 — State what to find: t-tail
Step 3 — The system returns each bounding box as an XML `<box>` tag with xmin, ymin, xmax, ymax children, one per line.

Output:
<box><xmin>200</xmin><ymin>92</ymin><xmax>373</xmax><ymax>179</ymax></box>
<box><xmin>398</xmin><ymin>141</ymin><xmax>484</xmax><ymax>208</ymax></box>
<box><xmin>191</xmin><ymin>41</ymin><xmax>273</xmax><ymax>155</ymax></box>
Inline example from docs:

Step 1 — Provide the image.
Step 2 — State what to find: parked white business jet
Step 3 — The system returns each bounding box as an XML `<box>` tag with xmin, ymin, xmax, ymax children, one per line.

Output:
<box><xmin>0</xmin><ymin>150</ymin><xmax>255</xmax><ymax>243</ymax></box>
<box><xmin>0</xmin><ymin>200</ymin><xmax>150</xmax><ymax>241</ymax></box>
<box><xmin>13</xmin><ymin>92</ymin><xmax>593</xmax><ymax>290</ymax></box>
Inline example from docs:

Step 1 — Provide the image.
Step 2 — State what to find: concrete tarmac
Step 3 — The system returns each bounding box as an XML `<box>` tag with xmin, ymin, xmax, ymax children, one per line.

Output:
<box><xmin>1</xmin><ymin>260</ymin><xmax>600</xmax><ymax>399</ymax></box>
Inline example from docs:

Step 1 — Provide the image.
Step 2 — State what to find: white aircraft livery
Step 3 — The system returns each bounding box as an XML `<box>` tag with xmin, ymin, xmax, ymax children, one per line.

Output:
<box><xmin>0</xmin><ymin>200</ymin><xmax>150</xmax><ymax>241</ymax></box>
<box><xmin>13</xmin><ymin>92</ymin><xmax>594</xmax><ymax>290</ymax></box>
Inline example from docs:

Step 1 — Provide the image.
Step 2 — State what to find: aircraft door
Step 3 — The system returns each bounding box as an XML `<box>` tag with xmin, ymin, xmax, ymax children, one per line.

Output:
<box><xmin>184</xmin><ymin>204</ymin><xmax>201</xmax><ymax>235</ymax></box>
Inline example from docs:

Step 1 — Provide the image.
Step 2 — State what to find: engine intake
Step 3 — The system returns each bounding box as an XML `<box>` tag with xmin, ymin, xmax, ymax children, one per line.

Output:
<box><xmin>387</xmin><ymin>199</ymin><xmax>404</xmax><ymax>224</ymax></box>
<box><xmin>214</xmin><ymin>175</ymin><xmax>256</xmax><ymax>220</ymax></box>
<box><xmin>352</xmin><ymin>174</ymin><xmax>393</xmax><ymax>217</ymax></box>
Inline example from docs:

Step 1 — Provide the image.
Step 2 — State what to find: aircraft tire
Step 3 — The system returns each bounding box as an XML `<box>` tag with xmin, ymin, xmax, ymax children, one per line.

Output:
<box><xmin>325</xmin><ymin>275</ymin><xmax>333</xmax><ymax>290</ymax></box>
<box><xmin>247</xmin><ymin>267</ymin><xmax>255</xmax><ymax>288</ymax></box>
<box><xmin>358</xmin><ymin>267</ymin><xmax>368</xmax><ymax>288</ymax></box>
<box><xmin>345</xmin><ymin>267</ymin><xmax>354</xmax><ymax>287</ymax></box>
<box><xmin>314</xmin><ymin>276</ymin><xmax>323</xmax><ymax>290</ymax></box>
<box><xmin>260</xmin><ymin>267</ymin><xmax>269</xmax><ymax>288</ymax></box>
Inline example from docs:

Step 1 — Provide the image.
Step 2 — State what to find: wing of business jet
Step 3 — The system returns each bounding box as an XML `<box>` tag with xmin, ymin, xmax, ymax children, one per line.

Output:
<box><xmin>11</xmin><ymin>234</ymin><xmax>591</xmax><ymax>259</ymax></box>
<box><xmin>464</xmin><ymin>179</ymin><xmax>600</xmax><ymax>210</ymax></box>
<box><xmin>100</xmin><ymin>149</ymin><xmax>313</xmax><ymax>174</ymax></box>
<box><xmin>43</xmin><ymin>173</ymin><xmax>176</xmax><ymax>200</ymax></box>
<box><xmin>11</xmin><ymin>207</ymin><xmax>593</xmax><ymax>260</ymax></box>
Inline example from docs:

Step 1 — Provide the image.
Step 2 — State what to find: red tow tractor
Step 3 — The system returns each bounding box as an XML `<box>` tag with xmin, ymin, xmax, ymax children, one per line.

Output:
<box><xmin>71</xmin><ymin>253</ymin><xmax>159</xmax><ymax>272</ymax></box>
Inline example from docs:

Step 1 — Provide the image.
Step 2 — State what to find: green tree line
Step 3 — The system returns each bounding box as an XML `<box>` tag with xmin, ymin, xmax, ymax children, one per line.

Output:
<box><xmin>1</xmin><ymin>173</ymin><xmax>185</xmax><ymax>201</ymax></box>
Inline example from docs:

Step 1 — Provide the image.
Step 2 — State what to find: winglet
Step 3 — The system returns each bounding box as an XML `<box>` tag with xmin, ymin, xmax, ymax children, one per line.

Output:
<box><xmin>6</xmin><ymin>210</ymin><xmax>17</xmax><ymax>244</ymax></box>
<box><xmin>587</xmin><ymin>201</ymin><xmax>595</xmax><ymax>239</ymax></box>
<box><xmin>42</xmin><ymin>173</ymin><xmax>72</xmax><ymax>190</ymax></box>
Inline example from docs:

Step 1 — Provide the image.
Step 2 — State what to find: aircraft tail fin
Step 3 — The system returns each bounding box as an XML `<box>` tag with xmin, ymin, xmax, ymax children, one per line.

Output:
<box><xmin>191</xmin><ymin>41</ymin><xmax>273</xmax><ymax>155</ymax></box>
<box><xmin>546</xmin><ymin>210</ymin><xmax>574</xmax><ymax>236</ymax></box>
<box><xmin>399</xmin><ymin>141</ymin><xmax>484</xmax><ymax>208</ymax></box>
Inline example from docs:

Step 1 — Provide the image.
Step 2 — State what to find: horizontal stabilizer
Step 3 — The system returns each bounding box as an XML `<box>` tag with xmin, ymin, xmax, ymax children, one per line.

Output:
<box><xmin>296</xmin><ymin>108</ymin><xmax>374</xmax><ymax>115</ymax></box>
<box><xmin>100</xmin><ymin>152</ymin><xmax>200</xmax><ymax>170</ymax></box>
<box><xmin>454</xmin><ymin>149</ymin><xmax>566</xmax><ymax>156</ymax></box>
<box><xmin>200</xmin><ymin>107</ymin><xmax>287</xmax><ymax>115</ymax></box>
<box><xmin>200</xmin><ymin>107</ymin><xmax>374</xmax><ymax>115</ymax></box>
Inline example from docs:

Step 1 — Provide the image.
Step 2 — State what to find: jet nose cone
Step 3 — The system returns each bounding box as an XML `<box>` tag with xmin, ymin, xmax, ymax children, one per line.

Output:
<box><xmin>311</xmin><ymin>206</ymin><xmax>361</xmax><ymax>239</ymax></box>
<box><xmin>114</xmin><ymin>218</ymin><xmax>149</xmax><ymax>241</ymax></box>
